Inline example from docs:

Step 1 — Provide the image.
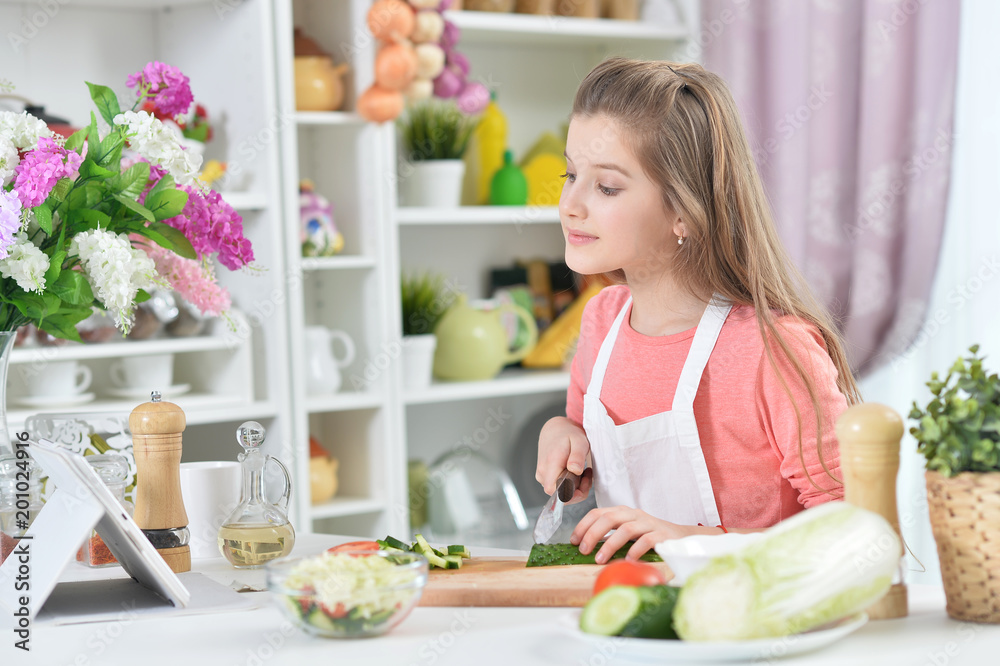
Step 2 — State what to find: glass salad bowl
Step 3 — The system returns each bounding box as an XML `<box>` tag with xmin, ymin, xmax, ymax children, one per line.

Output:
<box><xmin>266</xmin><ymin>550</ymin><xmax>429</xmax><ymax>638</ymax></box>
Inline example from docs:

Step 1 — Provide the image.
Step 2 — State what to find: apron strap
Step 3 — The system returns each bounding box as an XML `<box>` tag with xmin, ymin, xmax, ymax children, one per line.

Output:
<box><xmin>671</xmin><ymin>296</ymin><xmax>733</xmax><ymax>411</ymax></box>
<box><xmin>585</xmin><ymin>296</ymin><xmax>632</xmax><ymax>399</ymax></box>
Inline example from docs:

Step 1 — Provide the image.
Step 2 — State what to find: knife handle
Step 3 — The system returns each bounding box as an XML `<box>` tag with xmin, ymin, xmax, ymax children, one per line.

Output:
<box><xmin>556</xmin><ymin>470</ymin><xmax>581</xmax><ymax>503</ymax></box>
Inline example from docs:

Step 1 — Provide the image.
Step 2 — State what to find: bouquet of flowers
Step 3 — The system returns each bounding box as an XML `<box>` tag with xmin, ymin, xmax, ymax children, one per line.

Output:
<box><xmin>0</xmin><ymin>61</ymin><xmax>253</xmax><ymax>340</ymax></box>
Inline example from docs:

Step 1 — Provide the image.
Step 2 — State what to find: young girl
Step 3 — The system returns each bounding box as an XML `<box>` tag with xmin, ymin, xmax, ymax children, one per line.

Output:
<box><xmin>536</xmin><ymin>58</ymin><xmax>860</xmax><ymax>564</ymax></box>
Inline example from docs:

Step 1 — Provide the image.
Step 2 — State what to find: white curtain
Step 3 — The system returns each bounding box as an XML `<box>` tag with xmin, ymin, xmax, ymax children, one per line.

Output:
<box><xmin>860</xmin><ymin>0</ymin><xmax>1000</xmax><ymax>585</ymax></box>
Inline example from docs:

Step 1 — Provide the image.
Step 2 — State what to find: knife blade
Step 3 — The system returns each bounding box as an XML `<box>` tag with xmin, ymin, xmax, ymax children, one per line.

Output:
<box><xmin>532</xmin><ymin>470</ymin><xmax>581</xmax><ymax>544</ymax></box>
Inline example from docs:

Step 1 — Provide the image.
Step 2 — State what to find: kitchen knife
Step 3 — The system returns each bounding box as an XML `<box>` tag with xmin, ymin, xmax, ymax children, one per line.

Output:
<box><xmin>532</xmin><ymin>470</ymin><xmax>581</xmax><ymax>544</ymax></box>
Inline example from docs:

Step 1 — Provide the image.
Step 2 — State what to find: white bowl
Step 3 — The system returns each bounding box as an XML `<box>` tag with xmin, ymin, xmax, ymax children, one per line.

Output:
<box><xmin>654</xmin><ymin>532</ymin><xmax>764</xmax><ymax>585</ymax></box>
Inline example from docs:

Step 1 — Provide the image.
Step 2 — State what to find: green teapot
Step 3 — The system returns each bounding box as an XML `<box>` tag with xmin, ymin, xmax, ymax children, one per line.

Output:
<box><xmin>433</xmin><ymin>296</ymin><xmax>539</xmax><ymax>381</ymax></box>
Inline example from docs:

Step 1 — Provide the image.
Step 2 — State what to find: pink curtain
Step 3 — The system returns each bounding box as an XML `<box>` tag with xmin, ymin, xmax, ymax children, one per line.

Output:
<box><xmin>702</xmin><ymin>0</ymin><xmax>962</xmax><ymax>376</ymax></box>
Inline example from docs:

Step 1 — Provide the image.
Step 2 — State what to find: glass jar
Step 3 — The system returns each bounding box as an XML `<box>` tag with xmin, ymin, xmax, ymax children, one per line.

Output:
<box><xmin>0</xmin><ymin>454</ymin><xmax>45</xmax><ymax>565</ymax></box>
<box><xmin>76</xmin><ymin>453</ymin><xmax>133</xmax><ymax>568</ymax></box>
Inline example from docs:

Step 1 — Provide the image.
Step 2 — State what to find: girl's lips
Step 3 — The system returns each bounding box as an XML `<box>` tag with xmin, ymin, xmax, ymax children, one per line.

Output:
<box><xmin>567</xmin><ymin>230</ymin><xmax>598</xmax><ymax>246</ymax></box>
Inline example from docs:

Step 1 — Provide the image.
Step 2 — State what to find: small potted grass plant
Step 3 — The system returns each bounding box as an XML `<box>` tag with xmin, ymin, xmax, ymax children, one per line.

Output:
<box><xmin>397</xmin><ymin>100</ymin><xmax>477</xmax><ymax>208</ymax></box>
<box><xmin>400</xmin><ymin>271</ymin><xmax>455</xmax><ymax>389</ymax></box>
<box><xmin>909</xmin><ymin>344</ymin><xmax>1000</xmax><ymax>623</ymax></box>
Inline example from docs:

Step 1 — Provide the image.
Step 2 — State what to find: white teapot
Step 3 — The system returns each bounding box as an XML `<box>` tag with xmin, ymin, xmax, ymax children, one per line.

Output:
<box><xmin>303</xmin><ymin>326</ymin><xmax>356</xmax><ymax>393</ymax></box>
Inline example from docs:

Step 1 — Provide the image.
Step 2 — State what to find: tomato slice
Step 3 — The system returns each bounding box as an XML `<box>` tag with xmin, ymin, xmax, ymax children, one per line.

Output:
<box><xmin>320</xmin><ymin>602</ymin><xmax>347</xmax><ymax>618</ymax></box>
<box><xmin>327</xmin><ymin>540</ymin><xmax>380</xmax><ymax>554</ymax></box>
<box><xmin>592</xmin><ymin>559</ymin><xmax>667</xmax><ymax>595</ymax></box>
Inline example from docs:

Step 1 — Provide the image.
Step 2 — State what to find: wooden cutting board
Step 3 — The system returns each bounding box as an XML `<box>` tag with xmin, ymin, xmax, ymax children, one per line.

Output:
<box><xmin>418</xmin><ymin>557</ymin><xmax>674</xmax><ymax>607</ymax></box>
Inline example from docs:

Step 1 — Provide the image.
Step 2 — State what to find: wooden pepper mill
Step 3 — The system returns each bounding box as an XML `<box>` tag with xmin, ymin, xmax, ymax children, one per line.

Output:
<box><xmin>836</xmin><ymin>402</ymin><xmax>908</xmax><ymax>620</ymax></box>
<box><xmin>130</xmin><ymin>391</ymin><xmax>190</xmax><ymax>573</ymax></box>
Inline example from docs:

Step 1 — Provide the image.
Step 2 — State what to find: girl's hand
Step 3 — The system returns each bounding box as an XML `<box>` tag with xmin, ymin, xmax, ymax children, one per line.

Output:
<box><xmin>536</xmin><ymin>416</ymin><xmax>593</xmax><ymax>503</ymax></box>
<box><xmin>571</xmin><ymin>506</ymin><xmax>721</xmax><ymax>563</ymax></box>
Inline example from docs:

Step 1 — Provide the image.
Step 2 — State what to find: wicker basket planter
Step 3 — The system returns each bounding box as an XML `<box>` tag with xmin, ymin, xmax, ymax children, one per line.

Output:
<box><xmin>925</xmin><ymin>470</ymin><xmax>1000</xmax><ymax>623</ymax></box>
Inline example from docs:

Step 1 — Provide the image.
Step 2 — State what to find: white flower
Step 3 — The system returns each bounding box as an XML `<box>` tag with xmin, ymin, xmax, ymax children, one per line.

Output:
<box><xmin>0</xmin><ymin>136</ymin><xmax>18</xmax><ymax>186</ymax></box>
<box><xmin>0</xmin><ymin>233</ymin><xmax>49</xmax><ymax>293</ymax></box>
<box><xmin>71</xmin><ymin>229</ymin><xmax>157</xmax><ymax>332</ymax></box>
<box><xmin>112</xmin><ymin>110</ymin><xmax>202</xmax><ymax>187</ymax></box>
<box><xmin>0</xmin><ymin>110</ymin><xmax>53</xmax><ymax>150</ymax></box>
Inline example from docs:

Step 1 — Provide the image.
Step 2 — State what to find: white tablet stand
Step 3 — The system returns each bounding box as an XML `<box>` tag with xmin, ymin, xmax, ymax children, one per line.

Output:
<box><xmin>0</xmin><ymin>438</ymin><xmax>189</xmax><ymax>621</ymax></box>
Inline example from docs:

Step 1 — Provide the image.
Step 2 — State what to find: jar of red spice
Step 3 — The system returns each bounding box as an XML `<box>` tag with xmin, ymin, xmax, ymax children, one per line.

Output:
<box><xmin>0</xmin><ymin>455</ymin><xmax>45</xmax><ymax>565</ymax></box>
<box><xmin>77</xmin><ymin>453</ymin><xmax>133</xmax><ymax>568</ymax></box>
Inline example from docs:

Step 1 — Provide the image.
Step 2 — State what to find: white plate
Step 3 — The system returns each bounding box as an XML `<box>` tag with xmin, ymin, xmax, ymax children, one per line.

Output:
<box><xmin>15</xmin><ymin>392</ymin><xmax>96</xmax><ymax>408</ymax></box>
<box><xmin>106</xmin><ymin>383</ymin><xmax>191</xmax><ymax>399</ymax></box>
<box><xmin>559</xmin><ymin>612</ymin><xmax>868</xmax><ymax>662</ymax></box>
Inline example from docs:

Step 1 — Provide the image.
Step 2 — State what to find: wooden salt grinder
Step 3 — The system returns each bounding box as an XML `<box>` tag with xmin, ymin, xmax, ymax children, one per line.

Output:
<box><xmin>130</xmin><ymin>391</ymin><xmax>190</xmax><ymax>573</ymax></box>
<box><xmin>836</xmin><ymin>403</ymin><xmax>908</xmax><ymax>619</ymax></box>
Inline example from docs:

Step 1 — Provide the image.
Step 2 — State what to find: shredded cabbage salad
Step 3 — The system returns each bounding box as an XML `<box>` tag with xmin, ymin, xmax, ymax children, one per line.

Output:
<box><xmin>282</xmin><ymin>553</ymin><xmax>420</xmax><ymax>619</ymax></box>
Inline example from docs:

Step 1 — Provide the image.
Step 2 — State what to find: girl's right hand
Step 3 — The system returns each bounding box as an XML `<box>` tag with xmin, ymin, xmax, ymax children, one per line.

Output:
<box><xmin>536</xmin><ymin>416</ymin><xmax>593</xmax><ymax>504</ymax></box>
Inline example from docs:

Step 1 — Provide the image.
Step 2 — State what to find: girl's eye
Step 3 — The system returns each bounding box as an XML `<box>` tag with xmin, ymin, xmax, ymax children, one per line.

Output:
<box><xmin>560</xmin><ymin>172</ymin><xmax>576</xmax><ymax>183</ymax></box>
<box><xmin>599</xmin><ymin>184</ymin><xmax>619</xmax><ymax>196</ymax></box>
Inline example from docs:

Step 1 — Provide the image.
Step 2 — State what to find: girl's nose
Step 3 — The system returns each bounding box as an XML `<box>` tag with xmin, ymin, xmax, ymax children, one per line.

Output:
<box><xmin>559</xmin><ymin>179</ymin><xmax>584</xmax><ymax>221</ymax></box>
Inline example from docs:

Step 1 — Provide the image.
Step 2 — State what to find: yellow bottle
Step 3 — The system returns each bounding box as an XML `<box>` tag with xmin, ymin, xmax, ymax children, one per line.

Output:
<box><xmin>474</xmin><ymin>91</ymin><xmax>508</xmax><ymax>205</ymax></box>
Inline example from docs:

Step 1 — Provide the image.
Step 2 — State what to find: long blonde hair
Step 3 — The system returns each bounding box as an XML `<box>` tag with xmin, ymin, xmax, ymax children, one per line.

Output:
<box><xmin>573</xmin><ymin>57</ymin><xmax>860</xmax><ymax>491</ymax></box>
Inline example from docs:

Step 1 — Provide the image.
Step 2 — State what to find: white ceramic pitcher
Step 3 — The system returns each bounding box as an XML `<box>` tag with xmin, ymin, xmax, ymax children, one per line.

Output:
<box><xmin>304</xmin><ymin>326</ymin><xmax>356</xmax><ymax>393</ymax></box>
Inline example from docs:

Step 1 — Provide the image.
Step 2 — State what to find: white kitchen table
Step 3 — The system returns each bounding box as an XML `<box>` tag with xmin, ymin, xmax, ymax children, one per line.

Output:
<box><xmin>3</xmin><ymin>533</ymin><xmax>998</xmax><ymax>665</ymax></box>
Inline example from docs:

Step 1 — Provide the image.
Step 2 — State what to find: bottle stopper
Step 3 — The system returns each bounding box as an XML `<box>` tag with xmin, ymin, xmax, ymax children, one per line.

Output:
<box><xmin>836</xmin><ymin>402</ymin><xmax>908</xmax><ymax>620</ymax></box>
<box><xmin>130</xmin><ymin>390</ymin><xmax>190</xmax><ymax>573</ymax></box>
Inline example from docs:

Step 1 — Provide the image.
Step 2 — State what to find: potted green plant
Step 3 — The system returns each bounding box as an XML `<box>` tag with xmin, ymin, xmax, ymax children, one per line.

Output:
<box><xmin>909</xmin><ymin>344</ymin><xmax>1000</xmax><ymax>624</ymax></box>
<box><xmin>400</xmin><ymin>271</ymin><xmax>456</xmax><ymax>389</ymax></box>
<box><xmin>397</xmin><ymin>100</ymin><xmax>478</xmax><ymax>208</ymax></box>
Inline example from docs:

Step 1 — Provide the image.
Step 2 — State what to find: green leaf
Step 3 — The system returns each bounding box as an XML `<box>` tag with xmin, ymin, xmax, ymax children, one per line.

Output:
<box><xmin>129</xmin><ymin>221</ymin><xmax>196</xmax><ymax>259</ymax></box>
<box><xmin>112</xmin><ymin>193</ymin><xmax>154</xmax><ymax>222</ymax></box>
<box><xmin>105</xmin><ymin>161</ymin><xmax>150</xmax><ymax>200</ymax></box>
<box><xmin>65</xmin><ymin>127</ymin><xmax>87</xmax><ymax>153</ymax></box>
<box><xmin>145</xmin><ymin>189</ymin><xmax>188</xmax><ymax>221</ymax></box>
<box><xmin>37</xmin><ymin>312</ymin><xmax>85</xmax><ymax>343</ymax></box>
<box><xmin>49</xmin><ymin>178</ymin><xmax>73</xmax><ymax>203</ymax></box>
<box><xmin>67</xmin><ymin>182</ymin><xmax>104</xmax><ymax>210</ymax></box>
<box><xmin>96</xmin><ymin>131</ymin><xmax>124</xmax><ymax>170</ymax></box>
<box><xmin>86</xmin><ymin>82</ymin><xmax>122</xmax><ymax>127</ymax></box>
<box><xmin>79</xmin><ymin>159</ymin><xmax>115</xmax><ymax>180</ymax></box>
<box><xmin>67</xmin><ymin>208</ymin><xmax>111</xmax><ymax>229</ymax></box>
<box><xmin>86</xmin><ymin>112</ymin><xmax>100</xmax><ymax>164</ymax></box>
<box><xmin>135</xmin><ymin>288</ymin><xmax>151</xmax><ymax>304</ymax></box>
<box><xmin>44</xmin><ymin>250</ymin><xmax>66</xmax><ymax>285</ymax></box>
<box><xmin>50</xmin><ymin>270</ymin><xmax>93</xmax><ymax>306</ymax></box>
<box><xmin>34</xmin><ymin>203</ymin><xmax>52</xmax><ymax>234</ymax></box>
<box><xmin>146</xmin><ymin>172</ymin><xmax>176</xmax><ymax>200</ymax></box>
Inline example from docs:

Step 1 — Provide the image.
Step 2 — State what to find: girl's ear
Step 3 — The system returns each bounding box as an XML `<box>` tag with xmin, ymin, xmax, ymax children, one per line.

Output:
<box><xmin>672</xmin><ymin>218</ymin><xmax>687</xmax><ymax>240</ymax></box>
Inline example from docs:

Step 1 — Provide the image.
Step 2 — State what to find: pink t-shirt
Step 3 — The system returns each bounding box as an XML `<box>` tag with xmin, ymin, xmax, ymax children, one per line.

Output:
<box><xmin>567</xmin><ymin>285</ymin><xmax>847</xmax><ymax>529</ymax></box>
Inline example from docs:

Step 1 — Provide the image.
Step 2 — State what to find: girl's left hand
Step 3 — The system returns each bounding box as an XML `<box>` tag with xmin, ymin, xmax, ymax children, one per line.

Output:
<box><xmin>570</xmin><ymin>506</ymin><xmax>715</xmax><ymax>563</ymax></box>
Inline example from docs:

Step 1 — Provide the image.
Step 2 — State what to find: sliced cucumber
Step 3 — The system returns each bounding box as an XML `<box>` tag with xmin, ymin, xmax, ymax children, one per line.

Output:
<box><xmin>413</xmin><ymin>534</ymin><xmax>448</xmax><ymax>568</ymax></box>
<box><xmin>619</xmin><ymin>585</ymin><xmax>680</xmax><ymax>639</ymax></box>
<box><xmin>442</xmin><ymin>554</ymin><xmax>464</xmax><ymax>569</ymax></box>
<box><xmin>306</xmin><ymin>608</ymin><xmax>341</xmax><ymax>633</ymax></box>
<box><xmin>382</xmin><ymin>535</ymin><xmax>410</xmax><ymax>551</ymax></box>
<box><xmin>447</xmin><ymin>545</ymin><xmax>471</xmax><ymax>558</ymax></box>
<box><xmin>579</xmin><ymin>586</ymin><xmax>643</xmax><ymax>636</ymax></box>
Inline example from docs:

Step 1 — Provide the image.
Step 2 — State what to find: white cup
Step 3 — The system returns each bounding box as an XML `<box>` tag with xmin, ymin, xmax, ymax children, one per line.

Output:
<box><xmin>110</xmin><ymin>353</ymin><xmax>174</xmax><ymax>390</ymax></box>
<box><xmin>179</xmin><ymin>461</ymin><xmax>242</xmax><ymax>560</ymax></box>
<box><xmin>22</xmin><ymin>361</ymin><xmax>92</xmax><ymax>398</ymax></box>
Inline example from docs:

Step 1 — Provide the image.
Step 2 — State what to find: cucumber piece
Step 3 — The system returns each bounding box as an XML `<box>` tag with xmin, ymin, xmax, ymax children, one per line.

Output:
<box><xmin>306</xmin><ymin>607</ymin><xmax>341</xmax><ymax>633</ymax></box>
<box><xmin>619</xmin><ymin>585</ymin><xmax>680</xmax><ymax>639</ymax></box>
<box><xmin>579</xmin><ymin>586</ymin><xmax>643</xmax><ymax>636</ymax></box>
<box><xmin>413</xmin><ymin>534</ymin><xmax>447</xmax><ymax>568</ymax></box>
<box><xmin>525</xmin><ymin>542</ymin><xmax>663</xmax><ymax>567</ymax></box>
<box><xmin>382</xmin><ymin>535</ymin><xmax>410</xmax><ymax>551</ymax></box>
<box><xmin>447</xmin><ymin>545</ymin><xmax>471</xmax><ymax>558</ymax></box>
<box><xmin>442</xmin><ymin>554</ymin><xmax>464</xmax><ymax>569</ymax></box>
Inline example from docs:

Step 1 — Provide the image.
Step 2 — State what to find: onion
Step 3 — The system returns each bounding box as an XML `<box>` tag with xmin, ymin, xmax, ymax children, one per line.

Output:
<box><xmin>357</xmin><ymin>85</ymin><xmax>405</xmax><ymax>123</ymax></box>
<box><xmin>367</xmin><ymin>0</ymin><xmax>415</xmax><ymax>42</ymax></box>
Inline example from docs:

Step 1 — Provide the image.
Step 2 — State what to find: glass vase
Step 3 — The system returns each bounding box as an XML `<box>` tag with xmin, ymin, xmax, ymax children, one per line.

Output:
<box><xmin>0</xmin><ymin>331</ymin><xmax>15</xmax><ymax>458</ymax></box>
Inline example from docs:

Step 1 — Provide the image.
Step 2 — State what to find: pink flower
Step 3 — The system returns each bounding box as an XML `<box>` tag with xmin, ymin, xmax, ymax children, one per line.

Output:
<box><xmin>163</xmin><ymin>186</ymin><xmax>254</xmax><ymax>270</ymax></box>
<box><xmin>13</xmin><ymin>137</ymin><xmax>83</xmax><ymax>209</ymax></box>
<box><xmin>127</xmin><ymin>61</ymin><xmax>194</xmax><ymax>118</ymax></box>
<box><xmin>138</xmin><ymin>238</ymin><xmax>232</xmax><ymax>317</ymax></box>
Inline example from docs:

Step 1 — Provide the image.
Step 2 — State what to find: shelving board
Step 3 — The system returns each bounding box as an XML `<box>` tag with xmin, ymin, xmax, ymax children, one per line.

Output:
<box><xmin>295</xmin><ymin>112</ymin><xmax>365</xmax><ymax>126</ymax></box>
<box><xmin>445</xmin><ymin>10</ymin><xmax>688</xmax><ymax>46</ymax></box>
<box><xmin>10</xmin><ymin>398</ymin><xmax>277</xmax><ymax>430</ymax></box>
<box><xmin>306</xmin><ymin>392</ymin><xmax>384</xmax><ymax>414</ymax></box>
<box><xmin>309</xmin><ymin>496</ymin><xmax>386</xmax><ymax>520</ymax></box>
<box><xmin>221</xmin><ymin>191</ymin><xmax>270</xmax><ymax>212</ymax></box>
<box><xmin>403</xmin><ymin>369</ymin><xmax>570</xmax><ymax>405</ymax></box>
<box><xmin>300</xmin><ymin>255</ymin><xmax>378</xmax><ymax>271</ymax></box>
<box><xmin>397</xmin><ymin>206</ymin><xmax>560</xmax><ymax>226</ymax></box>
<box><xmin>10</xmin><ymin>335</ymin><xmax>241</xmax><ymax>364</ymax></box>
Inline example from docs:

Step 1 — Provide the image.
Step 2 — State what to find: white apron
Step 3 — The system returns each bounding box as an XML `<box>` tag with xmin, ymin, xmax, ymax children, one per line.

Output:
<box><xmin>581</xmin><ymin>295</ymin><xmax>732</xmax><ymax>526</ymax></box>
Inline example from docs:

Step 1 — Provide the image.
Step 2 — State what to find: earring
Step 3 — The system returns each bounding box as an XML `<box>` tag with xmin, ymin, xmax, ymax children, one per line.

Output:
<box><xmin>677</xmin><ymin>236</ymin><xmax>685</xmax><ymax>246</ymax></box>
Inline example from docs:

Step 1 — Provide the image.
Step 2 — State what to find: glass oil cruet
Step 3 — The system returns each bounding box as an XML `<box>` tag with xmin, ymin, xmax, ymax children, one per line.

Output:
<box><xmin>217</xmin><ymin>421</ymin><xmax>295</xmax><ymax>568</ymax></box>
<box><xmin>0</xmin><ymin>455</ymin><xmax>45</xmax><ymax>565</ymax></box>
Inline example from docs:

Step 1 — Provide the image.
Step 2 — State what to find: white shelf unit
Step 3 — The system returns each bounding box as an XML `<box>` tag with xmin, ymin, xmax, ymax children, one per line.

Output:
<box><xmin>0</xmin><ymin>0</ymin><xmax>293</xmax><ymax>464</ymax></box>
<box><xmin>388</xmin><ymin>7</ymin><xmax>695</xmax><ymax>532</ymax></box>
<box><xmin>273</xmin><ymin>0</ymin><xmax>404</xmax><ymax>537</ymax></box>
